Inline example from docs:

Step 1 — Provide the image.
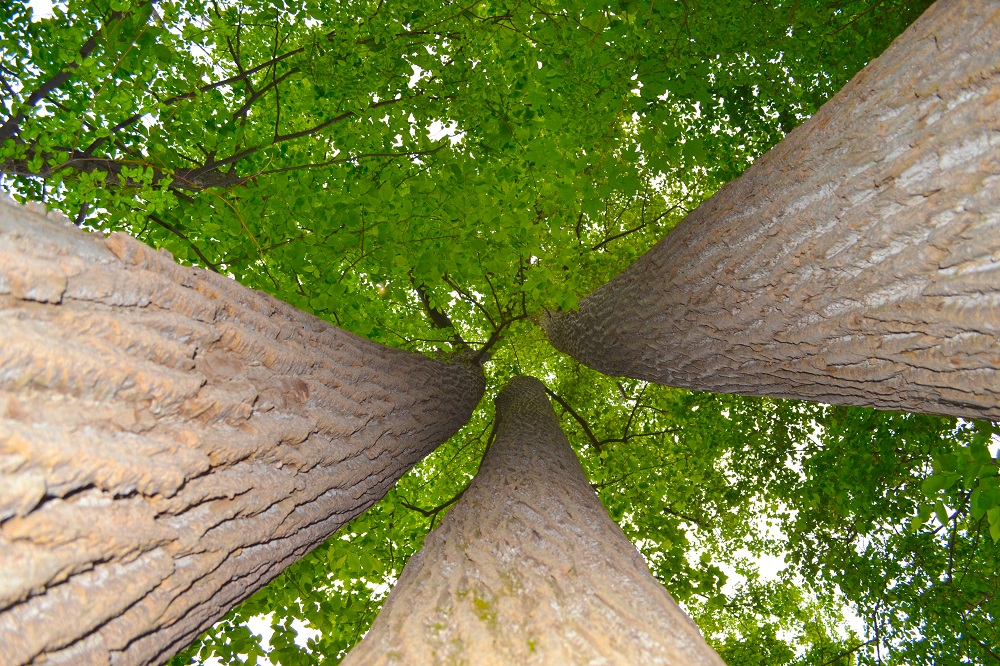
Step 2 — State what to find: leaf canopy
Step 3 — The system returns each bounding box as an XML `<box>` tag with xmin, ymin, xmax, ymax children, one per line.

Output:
<box><xmin>3</xmin><ymin>0</ymin><xmax>998</xmax><ymax>664</ymax></box>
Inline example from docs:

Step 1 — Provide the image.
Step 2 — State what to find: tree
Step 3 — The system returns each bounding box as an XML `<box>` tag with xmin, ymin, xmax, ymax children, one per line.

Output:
<box><xmin>0</xmin><ymin>198</ymin><xmax>483</xmax><ymax>664</ymax></box>
<box><xmin>544</xmin><ymin>0</ymin><xmax>1000</xmax><ymax>421</ymax></box>
<box><xmin>2</xmin><ymin>0</ymin><xmax>997</xmax><ymax>664</ymax></box>
<box><xmin>342</xmin><ymin>376</ymin><xmax>723</xmax><ymax>665</ymax></box>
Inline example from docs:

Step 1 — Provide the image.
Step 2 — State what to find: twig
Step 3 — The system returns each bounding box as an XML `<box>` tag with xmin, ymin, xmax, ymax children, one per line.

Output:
<box><xmin>543</xmin><ymin>386</ymin><xmax>603</xmax><ymax>452</ymax></box>
<box><xmin>401</xmin><ymin>485</ymin><xmax>469</xmax><ymax>531</ymax></box>
<box><xmin>148</xmin><ymin>214</ymin><xmax>221</xmax><ymax>272</ymax></box>
<box><xmin>818</xmin><ymin>637</ymin><xmax>877</xmax><ymax>666</ymax></box>
<box><xmin>472</xmin><ymin>313</ymin><xmax>528</xmax><ymax>364</ymax></box>
<box><xmin>0</xmin><ymin>4</ymin><xmax>138</xmax><ymax>141</ymax></box>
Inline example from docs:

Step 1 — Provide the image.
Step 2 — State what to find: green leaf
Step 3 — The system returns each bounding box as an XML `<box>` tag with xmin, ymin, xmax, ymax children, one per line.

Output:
<box><xmin>990</xmin><ymin>507</ymin><xmax>1000</xmax><ymax>543</ymax></box>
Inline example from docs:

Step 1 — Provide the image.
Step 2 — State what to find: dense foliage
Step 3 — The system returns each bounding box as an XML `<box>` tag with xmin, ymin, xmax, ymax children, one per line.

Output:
<box><xmin>3</xmin><ymin>0</ymin><xmax>997</xmax><ymax>663</ymax></box>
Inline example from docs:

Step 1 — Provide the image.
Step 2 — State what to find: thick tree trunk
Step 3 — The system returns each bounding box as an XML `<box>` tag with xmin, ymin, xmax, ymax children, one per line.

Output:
<box><xmin>545</xmin><ymin>0</ymin><xmax>1000</xmax><ymax>420</ymax></box>
<box><xmin>0</xmin><ymin>198</ymin><xmax>485</xmax><ymax>665</ymax></box>
<box><xmin>343</xmin><ymin>376</ymin><xmax>723</xmax><ymax>666</ymax></box>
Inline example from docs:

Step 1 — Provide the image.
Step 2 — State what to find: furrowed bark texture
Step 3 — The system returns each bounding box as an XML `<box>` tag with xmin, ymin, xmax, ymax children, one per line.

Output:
<box><xmin>0</xmin><ymin>198</ymin><xmax>485</xmax><ymax>666</ymax></box>
<box><xmin>344</xmin><ymin>376</ymin><xmax>723</xmax><ymax>666</ymax></box>
<box><xmin>545</xmin><ymin>0</ymin><xmax>1000</xmax><ymax>420</ymax></box>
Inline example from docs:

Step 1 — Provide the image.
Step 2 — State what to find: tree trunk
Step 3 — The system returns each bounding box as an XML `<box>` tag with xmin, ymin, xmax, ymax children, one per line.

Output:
<box><xmin>545</xmin><ymin>0</ymin><xmax>1000</xmax><ymax>420</ymax></box>
<box><xmin>0</xmin><ymin>198</ymin><xmax>485</xmax><ymax>666</ymax></box>
<box><xmin>343</xmin><ymin>376</ymin><xmax>723</xmax><ymax>666</ymax></box>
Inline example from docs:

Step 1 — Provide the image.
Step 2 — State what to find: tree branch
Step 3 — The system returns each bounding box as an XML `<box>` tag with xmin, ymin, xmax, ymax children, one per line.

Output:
<box><xmin>543</xmin><ymin>386</ymin><xmax>603</xmax><ymax>451</ymax></box>
<box><xmin>591</xmin><ymin>205</ymin><xmax>679</xmax><ymax>251</ymax></box>
<box><xmin>413</xmin><ymin>280</ymin><xmax>456</xmax><ymax>331</ymax></box>
<box><xmin>818</xmin><ymin>637</ymin><xmax>877</xmax><ymax>666</ymax></box>
<box><xmin>257</xmin><ymin>143</ymin><xmax>448</xmax><ymax>177</ymax></box>
<box><xmin>400</xmin><ymin>486</ymin><xmax>467</xmax><ymax>519</ymax></box>
<box><xmin>0</xmin><ymin>5</ymin><xmax>142</xmax><ymax>141</ymax></box>
<box><xmin>442</xmin><ymin>273</ymin><xmax>497</xmax><ymax>329</ymax></box>
<box><xmin>233</xmin><ymin>68</ymin><xmax>296</xmax><ymax>120</ymax></box>
<box><xmin>148</xmin><ymin>214</ymin><xmax>221</xmax><ymax>272</ymax></box>
<box><xmin>272</xmin><ymin>94</ymin><xmax>420</xmax><ymax>144</ymax></box>
<box><xmin>472</xmin><ymin>313</ymin><xmax>528</xmax><ymax>364</ymax></box>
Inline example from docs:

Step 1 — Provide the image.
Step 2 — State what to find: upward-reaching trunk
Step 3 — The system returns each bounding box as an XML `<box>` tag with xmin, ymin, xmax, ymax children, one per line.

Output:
<box><xmin>545</xmin><ymin>0</ymin><xmax>1000</xmax><ymax>421</ymax></box>
<box><xmin>0</xmin><ymin>198</ymin><xmax>484</xmax><ymax>666</ymax></box>
<box><xmin>343</xmin><ymin>376</ymin><xmax>723</xmax><ymax>666</ymax></box>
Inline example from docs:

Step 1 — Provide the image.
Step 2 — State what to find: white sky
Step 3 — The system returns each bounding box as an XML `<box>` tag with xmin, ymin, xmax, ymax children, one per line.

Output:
<box><xmin>26</xmin><ymin>0</ymin><xmax>54</xmax><ymax>19</ymax></box>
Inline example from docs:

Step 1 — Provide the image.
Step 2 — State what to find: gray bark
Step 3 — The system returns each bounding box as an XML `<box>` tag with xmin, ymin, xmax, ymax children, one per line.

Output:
<box><xmin>545</xmin><ymin>0</ymin><xmax>1000</xmax><ymax>420</ymax></box>
<box><xmin>344</xmin><ymin>376</ymin><xmax>723</xmax><ymax>666</ymax></box>
<box><xmin>0</xmin><ymin>198</ymin><xmax>484</xmax><ymax>665</ymax></box>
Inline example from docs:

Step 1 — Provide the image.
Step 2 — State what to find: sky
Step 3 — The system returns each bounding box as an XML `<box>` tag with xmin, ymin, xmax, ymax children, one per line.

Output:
<box><xmin>27</xmin><ymin>0</ymin><xmax>54</xmax><ymax>19</ymax></box>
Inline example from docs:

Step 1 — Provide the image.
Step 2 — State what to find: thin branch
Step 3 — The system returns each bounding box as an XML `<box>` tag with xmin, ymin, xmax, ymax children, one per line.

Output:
<box><xmin>592</xmin><ymin>462</ymin><xmax>673</xmax><ymax>490</ymax></box>
<box><xmin>473</xmin><ymin>313</ymin><xmax>528</xmax><ymax>364</ymax></box>
<box><xmin>972</xmin><ymin>636</ymin><xmax>1000</xmax><ymax>663</ymax></box>
<box><xmin>148</xmin><ymin>214</ymin><xmax>221</xmax><ymax>272</ymax></box>
<box><xmin>0</xmin><ymin>70</ymin><xmax>18</xmax><ymax>100</ymax></box>
<box><xmin>413</xmin><ymin>278</ymin><xmax>457</xmax><ymax>331</ymax></box>
<box><xmin>480</xmin><ymin>265</ymin><xmax>505</xmax><ymax>315</ymax></box>
<box><xmin>622</xmin><ymin>383</ymin><xmax>647</xmax><ymax>436</ymax></box>
<box><xmin>233</xmin><ymin>68</ymin><xmax>295</xmax><ymax>120</ymax></box>
<box><xmin>400</xmin><ymin>486</ymin><xmax>467</xmax><ymax>519</ymax></box>
<box><xmin>73</xmin><ymin>203</ymin><xmax>90</xmax><ymax>227</ymax></box>
<box><xmin>257</xmin><ymin>143</ymin><xmax>448</xmax><ymax>177</ymax></box>
<box><xmin>272</xmin><ymin>94</ymin><xmax>416</xmax><ymax>144</ymax></box>
<box><xmin>592</xmin><ymin>221</ymin><xmax>647</xmax><ymax>252</ymax></box>
<box><xmin>442</xmin><ymin>273</ymin><xmax>497</xmax><ymax>329</ymax></box>
<box><xmin>818</xmin><ymin>637</ymin><xmax>877</xmax><ymax>666</ymax></box>
<box><xmin>592</xmin><ymin>205</ymin><xmax>678</xmax><ymax>251</ymax></box>
<box><xmin>543</xmin><ymin>386</ymin><xmax>603</xmax><ymax>452</ymax></box>
<box><xmin>597</xmin><ymin>428</ymin><xmax>678</xmax><ymax>448</ymax></box>
<box><xmin>0</xmin><ymin>5</ymin><xmax>140</xmax><ymax>141</ymax></box>
<box><xmin>176</xmin><ymin>147</ymin><xmax>259</xmax><ymax>185</ymax></box>
<box><xmin>2</xmin><ymin>152</ymin><xmax>243</xmax><ymax>192</ymax></box>
<box><xmin>931</xmin><ymin>504</ymin><xmax>967</xmax><ymax>535</ymax></box>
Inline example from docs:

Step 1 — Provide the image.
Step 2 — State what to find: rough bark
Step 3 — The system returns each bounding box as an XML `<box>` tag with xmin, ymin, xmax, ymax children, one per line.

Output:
<box><xmin>343</xmin><ymin>376</ymin><xmax>723</xmax><ymax>666</ymax></box>
<box><xmin>545</xmin><ymin>0</ymin><xmax>1000</xmax><ymax>420</ymax></box>
<box><xmin>0</xmin><ymin>198</ymin><xmax>485</xmax><ymax>666</ymax></box>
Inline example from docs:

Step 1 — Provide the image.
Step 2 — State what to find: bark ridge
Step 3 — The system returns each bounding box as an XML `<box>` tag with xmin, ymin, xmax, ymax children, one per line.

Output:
<box><xmin>344</xmin><ymin>376</ymin><xmax>723</xmax><ymax>665</ymax></box>
<box><xmin>546</xmin><ymin>0</ymin><xmax>1000</xmax><ymax>420</ymax></box>
<box><xmin>0</xmin><ymin>198</ymin><xmax>484</xmax><ymax>665</ymax></box>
